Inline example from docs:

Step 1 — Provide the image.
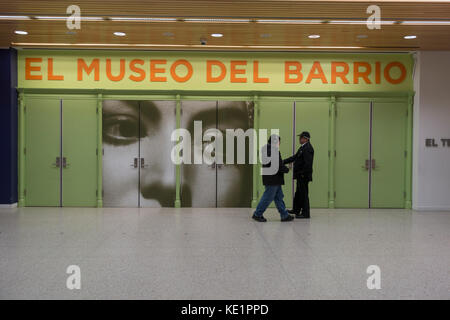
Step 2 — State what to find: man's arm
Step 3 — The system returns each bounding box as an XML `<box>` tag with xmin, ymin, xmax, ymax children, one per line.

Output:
<box><xmin>283</xmin><ymin>149</ymin><xmax>298</xmax><ymax>164</ymax></box>
<box><xmin>279</xmin><ymin>153</ymin><xmax>290</xmax><ymax>174</ymax></box>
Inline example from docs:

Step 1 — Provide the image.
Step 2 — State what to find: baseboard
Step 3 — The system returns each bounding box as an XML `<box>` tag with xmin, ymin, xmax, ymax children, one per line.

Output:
<box><xmin>0</xmin><ymin>203</ymin><xmax>18</xmax><ymax>208</ymax></box>
<box><xmin>412</xmin><ymin>205</ymin><xmax>450</xmax><ymax>211</ymax></box>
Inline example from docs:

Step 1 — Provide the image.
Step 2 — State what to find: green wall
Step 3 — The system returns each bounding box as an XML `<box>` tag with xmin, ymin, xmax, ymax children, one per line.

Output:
<box><xmin>17</xmin><ymin>51</ymin><xmax>414</xmax><ymax>208</ymax></box>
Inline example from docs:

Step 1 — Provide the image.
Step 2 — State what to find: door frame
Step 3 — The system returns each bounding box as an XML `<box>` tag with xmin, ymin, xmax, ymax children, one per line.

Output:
<box><xmin>18</xmin><ymin>89</ymin><xmax>414</xmax><ymax>209</ymax></box>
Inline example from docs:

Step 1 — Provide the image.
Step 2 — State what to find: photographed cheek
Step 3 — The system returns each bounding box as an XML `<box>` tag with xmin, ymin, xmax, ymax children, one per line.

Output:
<box><xmin>219</xmin><ymin>165</ymin><xmax>242</xmax><ymax>189</ymax></box>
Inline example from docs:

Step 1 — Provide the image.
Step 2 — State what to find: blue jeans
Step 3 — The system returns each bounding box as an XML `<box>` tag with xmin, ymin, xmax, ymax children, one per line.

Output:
<box><xmin>254</xmin><ymin>185</ymin><xmax>289</xmax><ymax>219</ymax></box>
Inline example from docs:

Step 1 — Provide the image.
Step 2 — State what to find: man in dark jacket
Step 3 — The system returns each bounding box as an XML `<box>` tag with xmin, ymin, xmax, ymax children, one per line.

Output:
<box><xmin>283</xmin><ymin>131</ymin><xmax>314</xmax><ymax>219</ymax></box>
<box><xmin>252</xmin><ymin>134</ymin><xmax>294</xmax><ymax>222</ymax></box>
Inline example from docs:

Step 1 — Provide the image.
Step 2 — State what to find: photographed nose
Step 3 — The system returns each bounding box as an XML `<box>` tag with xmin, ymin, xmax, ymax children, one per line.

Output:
<box><xmin>139</xmin><ymin>121</ymin><xmax>176</xmax><ymax>187</ymax></box>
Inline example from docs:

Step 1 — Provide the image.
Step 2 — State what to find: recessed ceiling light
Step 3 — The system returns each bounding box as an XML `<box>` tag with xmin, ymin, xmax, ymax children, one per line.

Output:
<box><xmin>14</xmin><ymin>30</ymin><xmax>28</xmax><ymax>35</ymax></box>
<box><xmin>0</xmin><ymin>15</ymin><xmax>30</xmax><ymax>20</ymax></box>
<box><xmin>35</xmin><ymin>16</ymin><xmax>103</xmax><ymax>21</ymax></box>
<box><xmin>328</xmin><ymin>20</ymin><xmax>395</xmax><ymax>25</ymax></box>
<box><xmin>114</xmin><ymin>32</ymin><xmax>126</xmax><ymax>37</ymax></box>
<box><xmin>308</xmin><ymin>34</ymin><xmax>320</xmax><ymax>39</ymax></box>
<box><xmin>404</xmin><ymin>35</ymin><xmax>417</xmax><ymax>39</ymax></box>
<box><xmin>184</xmin><ymin>18</ymin><xmax>249</xmax><ymax>23</ymax></box>
<box><xmin>401</xmin><ymin>20</ymin><xmax>450</xmax><ymax>25</ymax></box>
<box><xmin>211</xmin><ymin>33</ymin><xmax>223</xmax><ymax>37</ymax></box>
<box><xmin>260</xmin><ymin>33</ymin><xmax>271</xmax><ymax>38</ymax></box>
<box><xmin>356</xmin><ymin>34</ymin><xmax>368</xmax><ymax>39</ymax></box>
<box><xmin>110</xmin><ymin>17</ymin><xmax>177</xmax><ymax>22</ymax></box>
<box><xmin>163</xmin><ymin>32</ymin><xmax>174</xmax><ymax>37</ymax></box>
<box><xmin>257</xmin><ymin>19</ymin><xmax>322</xmax><ymax>24</ymax></box>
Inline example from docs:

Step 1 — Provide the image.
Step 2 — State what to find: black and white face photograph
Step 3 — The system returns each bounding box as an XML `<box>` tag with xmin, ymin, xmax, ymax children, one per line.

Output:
<box><xmin>102</xmin><ymin>100</ymin><xmax>254</xmax><ymax>208</ymax></box>
<box><xmin>102</xmin><ymin>100</ymin><xmax>177</xmax><ymax>207</ymax></box>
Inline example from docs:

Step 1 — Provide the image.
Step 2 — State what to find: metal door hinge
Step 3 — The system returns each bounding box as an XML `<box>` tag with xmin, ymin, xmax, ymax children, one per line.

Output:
<box><xmin>404</xmin><ymin>151</ymin><xmax>407</xmax><ymax>157</ymax></box>
<box><xmin>328</xmin><ymin>151</ymin><xmax>330</xmax><ymax>157</ymax></box>
<box><xmin>403</xmin><ymin>191</ymin><xmax>406</xmax><ymax>198</ymax></box>
<box><xmin>96</xmin><ymin>190</ymin><xmax>98</xmax><ymax>196</ymax></box>
<box><xmin>334</xmin><ymin>191</ymin><xmax>336</xmax><ymax>199</ymax></box>
<box><xmin>24</xmin><ymin>147</ymin><xmax>26</xmax><ymax>155</ymax></box>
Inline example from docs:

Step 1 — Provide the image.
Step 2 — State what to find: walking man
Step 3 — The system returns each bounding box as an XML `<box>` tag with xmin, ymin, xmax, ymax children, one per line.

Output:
<box><xmin>252</xmin><ymin>134</ymin><xmax>294</xmax><ymax>222</ymax></box>
<box><xmin>284</xmin><ymin>131</ymin><xmax>314</xmax><ymax>219</ymax></box>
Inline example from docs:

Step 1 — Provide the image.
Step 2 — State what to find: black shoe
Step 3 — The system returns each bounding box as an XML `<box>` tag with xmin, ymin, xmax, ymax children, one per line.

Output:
<box><xmin>295</xmin><ymin>214</ymin><xmax>310</xmax><ymax>219</ymax></box>
<box><xmin>281</xmin><ymin>215</ymin><xmax>294</xmax><ymax>222</ymax></box>
<box><xmin>252</xmin><ymin>214</ymin><xmax>267</xmax><ymax>222</ymax></box>
<box><xmin>287</xmin><ymin>209</ymin><xmax>299</xmax><ymax>215</ymax></box>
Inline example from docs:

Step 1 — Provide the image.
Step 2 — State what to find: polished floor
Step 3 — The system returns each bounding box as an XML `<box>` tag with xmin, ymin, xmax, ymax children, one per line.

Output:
<box><xmin>0</xmin><ymin>207</ymin><xmax>449</xmax><ymax>300</ymax></box>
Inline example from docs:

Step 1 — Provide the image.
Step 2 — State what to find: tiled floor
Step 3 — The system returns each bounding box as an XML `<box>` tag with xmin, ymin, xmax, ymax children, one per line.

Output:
<box><xmin>0</xmin><ymin>207</ymin><xmax>449</xmax><ymax>299</ymax></box>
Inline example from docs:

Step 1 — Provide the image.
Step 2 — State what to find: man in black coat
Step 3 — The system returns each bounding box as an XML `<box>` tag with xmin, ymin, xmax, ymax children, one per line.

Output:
<box><xmin>252</xmin><ymin>134</ymin><xmax>294</xmax><ymax>222</ymax></box>
<box><xmin>283</xmin><ymin>131</ymin><xmax>314</xmax><ymax>219</ymax></box>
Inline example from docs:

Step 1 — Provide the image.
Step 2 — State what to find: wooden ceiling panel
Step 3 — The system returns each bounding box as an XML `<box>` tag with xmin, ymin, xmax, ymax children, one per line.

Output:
<box><xmin>1</xmin><ymin>1</ymin><xmax>449</xmax><ymax>51</ymax></box>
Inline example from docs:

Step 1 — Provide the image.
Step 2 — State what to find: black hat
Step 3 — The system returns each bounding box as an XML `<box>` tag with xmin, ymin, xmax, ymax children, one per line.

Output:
<box><xmin>298</xmin><ymin>131</ymin><xmax>310</xmax><ymax>139</ymax></box>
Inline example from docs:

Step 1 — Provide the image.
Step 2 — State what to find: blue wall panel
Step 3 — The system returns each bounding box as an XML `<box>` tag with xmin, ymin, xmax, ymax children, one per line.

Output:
<box><xmin>0</xmin><ymin>48</ymin><xmax>18</xmax><ymax>204</ymax></box>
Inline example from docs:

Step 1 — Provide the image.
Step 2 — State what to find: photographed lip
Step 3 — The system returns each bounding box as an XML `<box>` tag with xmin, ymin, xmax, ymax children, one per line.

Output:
<box><xmin>140</xmin><ymin>184</ymin><xmax>178</xmax><ymax>207</ymax></box>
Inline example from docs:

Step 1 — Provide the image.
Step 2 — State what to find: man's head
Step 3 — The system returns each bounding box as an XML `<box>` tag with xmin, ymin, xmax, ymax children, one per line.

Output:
<box><xmin>298</xmin><ymin>131</ymin><xmax>310</xmax><ymax>145</ymax></box>
<box><xmin>268</xmin><ymin>134</ymin><xmax>281</xmax><ymax>148</ymax></box>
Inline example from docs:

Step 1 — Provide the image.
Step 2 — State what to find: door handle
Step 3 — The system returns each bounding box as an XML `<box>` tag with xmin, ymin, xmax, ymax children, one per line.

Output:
<box><xmin>361</xmin><ymin>159</ymin><xmax>370</xmax><ymax>170</ymax></box>
<box><xmin>140</xmin><ymin>158</ymin><xmax>149</xmax><ymax>169</ymax></box>
<box><xmin>62</xmin><ymin>157</ymin><xmax>70</xmax><ymax>168</ymax></box>
<box><xmin>371</xmin><ymin>159</ymin><xmax>378</xmax><ymax>170</ymax></box>
<box><xmin>52</xmin><ymin>157</ymin><xmax>61</xmax><ymax>168</ymax></box>
<box><xmin>130</xmin><ymin>158</ymin><xmax>138</xmax><ymax>168</ymax></box>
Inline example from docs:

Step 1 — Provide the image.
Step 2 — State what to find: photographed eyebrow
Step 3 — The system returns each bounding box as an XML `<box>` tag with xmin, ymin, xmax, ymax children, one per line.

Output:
<box><xmin>103</xmin><ymin>100</ymin><xmax>140</xmax><ymax>116</ymax></box>
<box><xmin>218</xmin><ymin>107</ymin><xmax>250</xmax><ymax>129</ymax></box>
<box><xmin>186</xmin><ymin>109</ymin><xmax>217</xmax><ymax>133</ymax></box>
<box><xmin>139</xmin><ymin>100</ymin><xmax>162</xmax><ymax>125</ymax></box>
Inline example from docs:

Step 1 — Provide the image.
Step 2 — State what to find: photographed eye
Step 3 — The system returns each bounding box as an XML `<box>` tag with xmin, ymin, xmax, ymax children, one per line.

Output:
<box><xmin>103</xmin><ymin>114</ymin><xmax>139</xmax><ymax>145</ymax></box>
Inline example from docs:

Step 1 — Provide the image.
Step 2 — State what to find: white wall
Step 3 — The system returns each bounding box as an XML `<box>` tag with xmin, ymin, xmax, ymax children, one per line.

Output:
<box><xmin>413</xmin><ymin>51</ymin><xmax>450</xmax><ymax>211</ymax></box>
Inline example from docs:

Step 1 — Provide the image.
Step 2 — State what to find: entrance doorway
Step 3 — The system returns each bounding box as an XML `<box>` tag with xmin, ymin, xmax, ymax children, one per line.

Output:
<box><xmin>335</xmin><ymin>99</ymin><xmax>407</xmax><ymax>208</ymax></box>
<box><xmin>180</xmin><ymin>100</ymin><xmax>254</xmax><ymax>207</ymax></box>
<box><xmin>24</xmin><ymin>97</ymin><xmax>98</xmax><ymax>206</ymax></box>
<box><xmin>102</xmin><ymin>100</ymin><xmax>176</xmax><ymax>207</ymax></box>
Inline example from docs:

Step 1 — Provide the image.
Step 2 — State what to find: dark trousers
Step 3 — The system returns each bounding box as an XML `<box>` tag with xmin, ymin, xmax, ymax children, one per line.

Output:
<box><xmin>293</xmin><ymin>177</ymin><xmax>310</xmax><ymax>217</ymax></box>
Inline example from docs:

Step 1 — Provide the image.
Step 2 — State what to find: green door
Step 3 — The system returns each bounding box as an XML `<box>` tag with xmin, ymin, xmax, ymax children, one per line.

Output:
<box><xmin>371</xmin><ymin>101</ymin><xmax>407</xmax><ymax>208</ymax></box>
<box><xmin>258</xmin><ymin>100</ymin><xmax>294</xmax><ymax>208</ymax></box>
<box><xmin>295</xmin><ymin>99</ymin><xmax>330</xmax><ymax>207</ymax></box>
<box><xmin>62</xmin><ymin>99</ymin><xmax>98</xmax><ymax>206</ymax></box>
<box><xmin>335</xmin><ymin>100</ymin><xmax>370</xmax><ymax>208</ymax></box>
<box><xmin>25</xmin><ymin>98</ymin><xmax>61</xmax><ymax>206</ymax></box>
